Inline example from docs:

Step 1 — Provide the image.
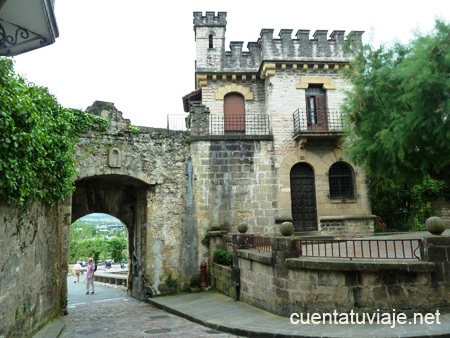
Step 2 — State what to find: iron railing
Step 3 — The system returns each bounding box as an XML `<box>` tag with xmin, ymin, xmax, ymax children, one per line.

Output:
<box><xmin>294</xmin><ymin>238</ymin><xmax>422</xmax><ymax>260</ymax></box>
<box><xmin>210</xmin><ymin>113</ymin><xmax>272</xmax><ymax>135</ymax></box>
<box><xmin>242</xmin><ymin>235</ymin><xmax>272</xmax><ymax>253</ymax></box>
<box><xmin>293</xmin><ymin>109</ymin><xmax>345</xmax><ymax>133</ymax></box>
<box><xmin>167</xmin><ymin>114</ymin><xmax>188</xmax><ymax>131</ymax></box>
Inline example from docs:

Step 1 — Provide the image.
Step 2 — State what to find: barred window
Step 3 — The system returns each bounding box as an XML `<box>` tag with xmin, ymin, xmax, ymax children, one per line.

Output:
<box><xmin>328</xmin><ymin>161</ymin><xmax>356</xmax><ymax>200</ymax></box>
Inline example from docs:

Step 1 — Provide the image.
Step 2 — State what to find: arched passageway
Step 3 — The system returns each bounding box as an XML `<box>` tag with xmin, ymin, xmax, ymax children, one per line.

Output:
<box><xmin>71</xmin><ymin>174</ymin><xmax>150</xmax><ymax>299</ymax></box>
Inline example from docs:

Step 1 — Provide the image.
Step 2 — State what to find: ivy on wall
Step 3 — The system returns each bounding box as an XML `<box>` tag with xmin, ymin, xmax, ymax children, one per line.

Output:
<box><xmin>0</xmin><ymin>58</ymin><xmax>108</xmax><ymax>206</ymax></box>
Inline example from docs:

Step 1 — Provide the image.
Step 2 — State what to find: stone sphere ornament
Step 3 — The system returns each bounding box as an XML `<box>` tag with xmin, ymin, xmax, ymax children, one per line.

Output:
<box><xmin>280</xmin><ymin>221</ymin><xmax>295</xmax><ymax>236</ymax></box>
<box><xmin>425</xmin><ymin>216</ymin><xmax>446</xmax><ymax>235</ymax></box>
<box><xmin>237</xmin><ymin>223</ymin><xmax>248</xmax><ymax>233</ymax></box>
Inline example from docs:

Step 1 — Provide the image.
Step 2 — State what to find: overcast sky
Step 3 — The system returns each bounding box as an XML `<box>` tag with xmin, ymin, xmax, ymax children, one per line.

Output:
<box><xmin>12</xmin><ymin>0</ymin><xmax>449</xmax><ymax>129</ymax></box>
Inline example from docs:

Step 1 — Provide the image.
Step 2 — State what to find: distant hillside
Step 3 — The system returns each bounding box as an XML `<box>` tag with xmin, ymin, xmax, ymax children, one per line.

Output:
<box><xmin>74</xmin><ymin>213</ymin><xmax>124</xmax><ymax>227</ymax></box>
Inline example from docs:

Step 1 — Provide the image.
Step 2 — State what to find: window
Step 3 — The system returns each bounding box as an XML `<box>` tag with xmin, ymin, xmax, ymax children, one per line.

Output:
<box><xmin>209</xmin><ymin>34</ymin><xmax>213</xmax><ymax>48</ymax></box>
<box><xmin>305</xmin><ymin>85</ymin><xmax>328</xmax><ymax>130</ymax></box>
<box><xmin>328</xmin><ymin>161</ymin><xmax>356</xmax><ymax>200</ymax></box>
<box><xmin>224</xmin><ymin>93</ymin><xmax>245</xmax><ymax>134</ymax></box>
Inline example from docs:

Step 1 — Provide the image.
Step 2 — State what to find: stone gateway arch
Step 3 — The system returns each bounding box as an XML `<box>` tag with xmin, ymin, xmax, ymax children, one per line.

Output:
<box><xmin>72</xmin><ymin>101</ymin><xmax>197</xmax><ymax>300</ymax></box>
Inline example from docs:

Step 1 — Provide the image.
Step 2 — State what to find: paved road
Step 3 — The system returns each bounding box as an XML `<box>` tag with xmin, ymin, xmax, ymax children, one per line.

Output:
<box><xmin>61</xmin><ymin>278</ymin><xmax>242</xmax><ymax>338</ymax></box>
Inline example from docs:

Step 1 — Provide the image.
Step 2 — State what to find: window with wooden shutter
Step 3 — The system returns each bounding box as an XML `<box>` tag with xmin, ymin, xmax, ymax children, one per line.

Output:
<box><xmin>224</xmin><ymin>93</ymin><xmax>245</xmax><ymax>134</ymax></box>
<box><xmin>305</xmin><ymin>86</ymin><xmax>328</xmax><ymax>131</ymax></box>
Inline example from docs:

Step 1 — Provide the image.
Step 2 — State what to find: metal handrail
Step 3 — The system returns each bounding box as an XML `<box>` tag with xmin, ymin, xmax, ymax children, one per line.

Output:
<box><xmin>210</xmin><ymin>113</ymin><xmax>272</xmax><ymax>135</ymax></box>
<box><xmin>293</xmin><ymin>109</ymin><xmax>345</xmax><ymax>133</ymax></box>
<box><xmin>242</xmin><ymin>235</ymin><xmax>272</xmax><ymax>253</ymax></box>
<box><xmin>294</xmin><ymin>238</ymin><xmax>422</xmax><ymax>260</ymax></box>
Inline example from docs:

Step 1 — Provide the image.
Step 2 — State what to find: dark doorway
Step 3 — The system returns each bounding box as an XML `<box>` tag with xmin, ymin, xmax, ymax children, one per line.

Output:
<box><xmin>290</xmin><ymin>163</ymin><xmax>318</xmax><ymax>231</ymax></box>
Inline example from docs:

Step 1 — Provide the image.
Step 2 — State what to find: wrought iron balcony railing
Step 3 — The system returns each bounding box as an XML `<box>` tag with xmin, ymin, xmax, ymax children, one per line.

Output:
<box><xmin>209</xmin><ymin>113</ymin><xmax>272</xmax><ymax>135</ymax></box>
<box><xmin>293</xmin><ymin>109</ymin><xmax>345</xmax><ymax>134</ymax></box>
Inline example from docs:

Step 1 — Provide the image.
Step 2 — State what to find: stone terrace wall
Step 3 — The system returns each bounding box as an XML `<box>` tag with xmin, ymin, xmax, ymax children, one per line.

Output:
<box><xmin>234</xmin><ymin>235</ymin><xmax>450</xmax><ymax>317</ymax></box>
<box><xmin>0</xmin><ymin>200</ymin><xmax>70</xmax><ymax>338</ymax></box>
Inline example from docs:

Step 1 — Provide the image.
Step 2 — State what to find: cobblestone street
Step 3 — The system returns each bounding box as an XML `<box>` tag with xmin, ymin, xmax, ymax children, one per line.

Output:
<box><xmin>60</xmin><ymin>278</ymin><xmax>241</xmax><ymax>338</ymax></box>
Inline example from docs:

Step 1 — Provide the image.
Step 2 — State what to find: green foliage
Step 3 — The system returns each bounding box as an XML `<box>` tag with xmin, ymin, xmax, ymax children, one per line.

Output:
<box><xmin>370</xmin><ymin>174</ymin><xmax>449</xmax><ymax>232</ymax></box>
<box><xmin>342</xmin><ymin>20</ymin><xmax>450</xmax><ymax>188</ymax></box>
<box><xmin>213</xmin><ymin>249</ymin><xmax>232</xmax><ymax>266</ymax></box>
<box><xmin>165</xmin><ymin>273</ymin><xmax>180</xmax><ymax>294</ymax></box>
<box><xmin>127</xmin><ymin>125</ymin><xmax>140</xmax><ymax>133</ymax></box>
<box><xmin>201</xmin><ymin>230</ymin><xmax>210</xmax><ymax>247</ymax></box>
<box><xmin>0</xmin><ymin>57</ymin><xmax>108</xmax><ymax>206</ymax></box>
<box><xmin>106</xmin><ymin>237</ymin><xmax>127</xmax><ymax>263</ymax></box>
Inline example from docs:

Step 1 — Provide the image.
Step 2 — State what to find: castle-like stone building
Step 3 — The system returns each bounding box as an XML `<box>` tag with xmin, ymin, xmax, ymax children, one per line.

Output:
<box><xmin>184</xmin><ymin>12</ymin><xmax>374</xmax><ymax>239</ymax></box>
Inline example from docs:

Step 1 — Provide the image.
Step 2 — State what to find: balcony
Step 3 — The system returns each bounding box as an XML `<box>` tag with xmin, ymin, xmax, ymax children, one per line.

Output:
<box><xmin>209</xmin><ymin>113</ymin><xmax>272</xmax><ymax>137</ymax></box>
<box><xmin>293</xmin><ymin>109</ymin><xmax>345</xmax><ymax>147</ymax></box>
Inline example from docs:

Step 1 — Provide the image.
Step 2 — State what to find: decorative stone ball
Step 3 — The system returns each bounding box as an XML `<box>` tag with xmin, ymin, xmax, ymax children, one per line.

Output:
<box><xmin>425</xmin><ymin>216</ymin><xmax>446</xmax><ymax>235</ymax></box>
<box><xmin>280</xmin><ymin>222</ymin><xmax>295</xmax><ymax>236</ymax></box>
<box><xmin>211</xmin><ymin>221</ymin><xmax>221</xmax><ymax>230</ymax></box>
<box><xmin>237</xmin><ymin>223</ymin><xmax>248</xmax><ymax>233</ymax></box>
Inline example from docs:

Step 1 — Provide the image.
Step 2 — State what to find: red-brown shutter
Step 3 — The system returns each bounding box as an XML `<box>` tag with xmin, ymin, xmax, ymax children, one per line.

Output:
<box><xmin>224</xmin><ymin>93</ymin><xmax>245</xmax><ymax>133</ymax></box>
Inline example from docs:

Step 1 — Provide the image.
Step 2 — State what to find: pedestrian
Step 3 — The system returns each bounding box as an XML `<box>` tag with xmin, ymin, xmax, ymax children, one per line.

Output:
<box><xmin>73</xmin><ymin>261</ymin><xmax>82</xmax><ymax>283</ymax></box>
<box><xmin>85</xmin><ymin>257</ymin><xmax>96</xmax><ymax>295</ymax></box>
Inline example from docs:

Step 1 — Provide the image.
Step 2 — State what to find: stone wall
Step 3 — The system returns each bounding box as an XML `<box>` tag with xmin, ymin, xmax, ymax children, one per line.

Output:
<box><xmin>211</xmin><ymin>263</ymin><xmax>235</xmax><ymax>299</ymax></box>
<box><xmin>191</xmin><ymin>137</ymin><xmax>279</xmax><ymax>266</ymax></box>
<box><xmin>233</xmin><ymin>235</ymin><xmax>450</xmax><ymax>317</ymax></box>
<box><xmin>0</xmin><ymin>200</ymin><xmax>70</xmax><ymax>338</ymax></box>
<box><xmin>74</xmin><ymin>102</ymin><xmax>194</xmax><ymax>299</ymax></box>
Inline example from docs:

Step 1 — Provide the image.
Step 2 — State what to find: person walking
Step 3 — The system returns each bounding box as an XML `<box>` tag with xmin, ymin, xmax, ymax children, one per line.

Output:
<box><xmin>85</xmin><ymin>257</ymin><xmax>96</xmax><ymax>295</ymax></box>
<box><xmin>73</xmin><ymin>261</ymin><xmax>82</xmax><ymax>283</ymax></box>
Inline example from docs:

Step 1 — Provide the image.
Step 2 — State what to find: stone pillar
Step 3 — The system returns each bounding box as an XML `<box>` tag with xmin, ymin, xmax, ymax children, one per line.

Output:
<box><xmin>189</xmin><ymin>104</ymin><xmax>210</xmax><ymax>136</ymax></box>
<box><xmin>422</xmin><ymin>236</ymin><xmax>450</xmax><ymax>283</ymax></box>
<box><xmin>208</xmin><ymin>230</ymin><xmax>224</xmax><ymax>267</ymax></box>
<box><xmin>271</xmin><ymin>237</ymin><xmax>298</xmax><ymax>315</ymax></box>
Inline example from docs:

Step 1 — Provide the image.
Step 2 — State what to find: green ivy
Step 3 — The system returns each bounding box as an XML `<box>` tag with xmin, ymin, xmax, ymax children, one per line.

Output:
<box><xmin>165</xmin><ymin>273</ymin><xmax>180</xmax><ymax>294</ymax></box>
<box><xmin>127</xmin><ymin>125</ymin><xmax>140</xmax><ymax>133</ymax></box>
<box><xmin>0</xmin><ymin>57</ymin><xmax>107</xmax><ymax>206</ymax></box>
<box><xmin>213</xmin><ymin>249</ymin><xmax>232</xmax><ymax>266</ymax></box>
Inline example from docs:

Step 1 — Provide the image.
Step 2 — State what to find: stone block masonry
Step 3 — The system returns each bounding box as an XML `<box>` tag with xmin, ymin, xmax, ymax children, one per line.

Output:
<box><xmin>232</xmin><ymin>234</ymin><xmax>450</xmax><ymax>318</ymax></box>
<box><xmin>0</xmin><ymin>200</ymin><xmax>71</xmax><ymax>338</ymax></box>
<box><xmin>191</xmin><ymin>138</ymin><xmax>279</xmax><ymax>240</ymax></box>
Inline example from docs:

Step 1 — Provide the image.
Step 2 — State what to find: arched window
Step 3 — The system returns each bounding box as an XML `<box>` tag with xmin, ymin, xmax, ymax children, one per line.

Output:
<box><xmin>224</xmin><ymin>93</ymin><xmax>245</xmax><ymax>134</ymax></box>
<box><xmin>208</xmin><ymin>34</ymin><xmax>213</xmax><ymax>48</ymax></box>
<box><xmin>328</xmin><ymin>161</ymin><xmax>356</xmax><ymax>200</ymax></box>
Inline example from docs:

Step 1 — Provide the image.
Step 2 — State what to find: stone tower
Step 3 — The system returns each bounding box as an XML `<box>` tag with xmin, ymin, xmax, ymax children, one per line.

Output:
<box><xmin>186</xmin><ymin>12</ymin><xmax>373</xmax><ymax>243</ymax></box>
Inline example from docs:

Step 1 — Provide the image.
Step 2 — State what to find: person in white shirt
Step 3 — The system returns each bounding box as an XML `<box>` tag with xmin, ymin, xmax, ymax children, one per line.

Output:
<box><xmin>73</xmin><ymin>261</ymin><xmax>82</xmax><ymax>283</ymax></box>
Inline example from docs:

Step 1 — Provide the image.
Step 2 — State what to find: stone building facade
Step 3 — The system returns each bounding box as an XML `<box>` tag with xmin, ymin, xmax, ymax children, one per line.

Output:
<box><xmin>184</xmin><ymin>12</ymin><xmax>374</xmax><ymax>240</ymax></box>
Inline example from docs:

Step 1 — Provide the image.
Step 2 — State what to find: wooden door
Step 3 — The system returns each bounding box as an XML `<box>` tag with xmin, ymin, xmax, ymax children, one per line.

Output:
<box><xmin>290</xmin><ymin>163</ymin><xmax>318</xmax><ymax>231</ymax></box>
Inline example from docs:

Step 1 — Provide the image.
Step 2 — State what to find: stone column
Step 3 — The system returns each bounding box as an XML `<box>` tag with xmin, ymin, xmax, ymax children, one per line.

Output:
<box><xmin>189</xmin><ymin>104</ymin><xmax>210</xmax><ymax>136</ymax></box>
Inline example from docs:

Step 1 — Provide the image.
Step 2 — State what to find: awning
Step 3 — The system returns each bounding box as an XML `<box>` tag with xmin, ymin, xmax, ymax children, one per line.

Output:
<box><xmin>0</xmin><ymin>0</ymin><xmax>58</xmax><ymax>56</ymax></box>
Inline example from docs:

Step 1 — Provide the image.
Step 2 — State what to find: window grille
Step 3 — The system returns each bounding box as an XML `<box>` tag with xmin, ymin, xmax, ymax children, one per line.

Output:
<box><xmin>328</xmin><ymin>161</ymin><xmax>356</xmax><ymax>200</ymax></box>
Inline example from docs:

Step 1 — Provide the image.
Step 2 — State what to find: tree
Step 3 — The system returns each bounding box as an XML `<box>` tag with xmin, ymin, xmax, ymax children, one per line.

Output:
<box><xmin>106</xmin><ymin>237</ymin><xmax>127</xmax><ymax>263</ymax></box>
<box><xmin>0</xmin><ymin>57</ymin><xmax>108</xmax><ymax>206</ymax></box>
<box><xmin>342</xmin><ymin>20</ymin><xmax>450</xmax><ymax>188</ymax></box>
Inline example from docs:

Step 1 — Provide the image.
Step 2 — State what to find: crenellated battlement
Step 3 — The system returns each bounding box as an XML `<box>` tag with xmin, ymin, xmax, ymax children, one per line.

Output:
<box><xmin>222</xmin><ymin>29</ymin><xmax>363</xmax><ymax>70</ymax></box>
<box><xmin>193</xmin><ymin>12</ymin><xmax>363</xmax><ymax>73</ymax></box>
<box><xmin>193</xmin><ymin>11</ymin><xmax>227</xmax><ymax>28</ymax></box>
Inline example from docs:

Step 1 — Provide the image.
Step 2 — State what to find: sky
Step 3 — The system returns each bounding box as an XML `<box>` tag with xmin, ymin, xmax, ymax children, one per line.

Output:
<box><xmin>12</xmin><ymin>0</ymin><xmax>449</xmax><ymax>129</ymax></box>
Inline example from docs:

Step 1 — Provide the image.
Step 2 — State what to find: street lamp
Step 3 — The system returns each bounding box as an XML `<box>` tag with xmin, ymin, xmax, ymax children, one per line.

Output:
<box><xmin>0</xmin><ymin>0</ymin><xmax>58</xmax><ymax>56</ymax></box>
